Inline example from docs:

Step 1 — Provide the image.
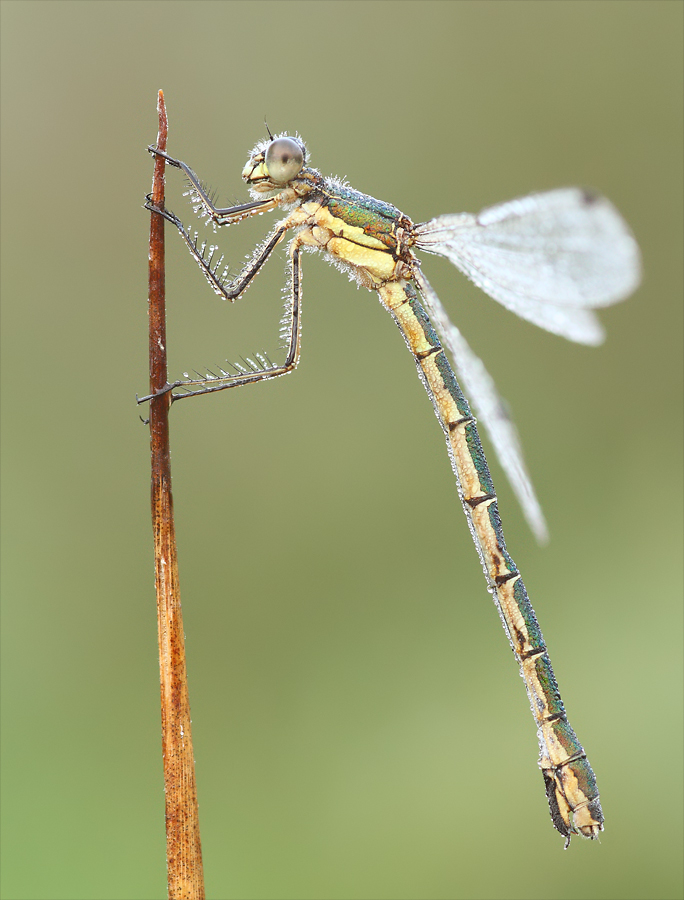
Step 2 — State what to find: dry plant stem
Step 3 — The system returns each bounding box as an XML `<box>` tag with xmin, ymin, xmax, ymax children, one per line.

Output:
<box><xmin>148</xmin><ymin>90</ymin><xmax>205</xmax><ymax>899</ymax></box>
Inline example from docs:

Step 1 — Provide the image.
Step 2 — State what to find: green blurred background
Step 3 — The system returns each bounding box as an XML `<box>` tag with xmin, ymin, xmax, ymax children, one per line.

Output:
<box><xmin>1</xmin><ymin>2</ymin><xmax>682</xmax><ymax>898</ymax></box>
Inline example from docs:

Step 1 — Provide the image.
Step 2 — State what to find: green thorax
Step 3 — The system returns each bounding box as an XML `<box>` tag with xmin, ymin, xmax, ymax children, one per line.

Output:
<box><xmin>317</xmin><ymin>176</ymin><xmax>413</xmax><ymax>250</ymax></box>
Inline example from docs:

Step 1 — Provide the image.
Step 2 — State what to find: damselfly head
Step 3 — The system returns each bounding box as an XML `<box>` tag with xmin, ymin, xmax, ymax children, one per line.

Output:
<box><xmin>242</xmin><ymin>134</ymin><xmax>307</xmax><ymax>196</ymax></box>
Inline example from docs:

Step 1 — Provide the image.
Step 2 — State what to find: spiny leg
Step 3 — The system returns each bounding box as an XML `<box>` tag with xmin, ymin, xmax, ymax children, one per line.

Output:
<box><xmin>141</xmin><ymin>148</ymin><xmax>296</xmax><ymax>405</ymax></box>
<box><xmin>144</xmin><ymin>194</ymin><xmax>290</xmax><ymax>301</ymax></box>
<box><xmin>138</xmin><ymin>237</ymin><xmax>304</xmax><ymax>403</ymax></box>
<box><xmin>145</xmin><ymin>145</ymin><xmax>284</xmax><ymax>298</ymax></box>
<box><xmin>147</xmin><ymin>146</ymin><xmax>279</xmax><ymax>225</ymax></box>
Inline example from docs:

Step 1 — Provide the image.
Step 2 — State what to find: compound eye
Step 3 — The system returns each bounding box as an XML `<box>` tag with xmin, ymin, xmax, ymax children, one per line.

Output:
<box><xmin>264</xmin><ymin>137</ymin><xmax>304</xmax><ymax>184</ymax></box>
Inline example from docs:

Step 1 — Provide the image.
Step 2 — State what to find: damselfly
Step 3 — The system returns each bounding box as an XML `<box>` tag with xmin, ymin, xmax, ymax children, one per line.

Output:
<box><xmin>143</xmin><ymin>134</ymin><xmax>640</xmax><ymax>845</ymax></box>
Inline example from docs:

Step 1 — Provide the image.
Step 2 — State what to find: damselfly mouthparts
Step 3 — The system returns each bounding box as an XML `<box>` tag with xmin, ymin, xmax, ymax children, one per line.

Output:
<box><xmin>143</xmin><ymin>133</ymin><xmax>640</xmax><ymax>845</ymax></box>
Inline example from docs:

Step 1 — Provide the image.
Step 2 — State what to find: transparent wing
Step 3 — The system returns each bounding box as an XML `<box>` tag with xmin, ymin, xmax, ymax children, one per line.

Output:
<box><xmin>415</xmin><ymin>188</ymin><xmax>641</xmax><ymax>345</ymax></box>
<box><xmin>414</xmin><ymin>269</ymin><xmax>549</xmax><ymax>543</ymax></box>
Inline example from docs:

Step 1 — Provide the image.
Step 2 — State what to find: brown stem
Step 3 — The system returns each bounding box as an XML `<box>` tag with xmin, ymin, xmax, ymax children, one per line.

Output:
<box><xmin>148</xmin><ymin>89</ymin><xmax>205</xmax><ymax>899</ymax></box>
